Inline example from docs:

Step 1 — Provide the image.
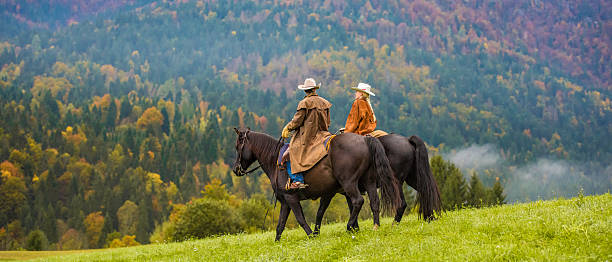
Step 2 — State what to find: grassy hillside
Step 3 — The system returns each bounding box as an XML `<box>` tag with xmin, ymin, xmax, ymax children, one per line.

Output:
<box><xmin>6</xmin><ymin>193</ymin><xmax>610</xmax><ymax>261</ymax></box>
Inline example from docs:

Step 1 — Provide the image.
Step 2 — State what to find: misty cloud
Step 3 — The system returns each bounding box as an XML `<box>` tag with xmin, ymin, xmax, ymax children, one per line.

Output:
<box><xmin>444</xmin><ymin>144</ymin><xmax>612</xmax><ymax>202</ymax></box>
<box><xmin>445</xmin><ymin>144</ymin><xmax>502</xmax><ymax>171</ymax></box>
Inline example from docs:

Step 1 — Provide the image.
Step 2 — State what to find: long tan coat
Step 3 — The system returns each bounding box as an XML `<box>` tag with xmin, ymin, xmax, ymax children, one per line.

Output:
<box><xmin>345</xmin><ymin>97</ymin><xmax>377</xmax><ymax>135</ymax></box>
<box><xmin>286</xmin><ymin>93</ymin><xmax>332</xmax><ymax>173</ymax></box>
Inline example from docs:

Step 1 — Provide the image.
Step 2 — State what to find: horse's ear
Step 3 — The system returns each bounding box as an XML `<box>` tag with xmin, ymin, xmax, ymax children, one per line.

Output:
<box><xmin>234</xmin><ymin>127</ymin><xmax>239</xmax><ymax>134</ymax></box>
<box><xmin>247</xmin><ymin>127</ymin><xmax>251</xmax><ymax>131</ymax></box>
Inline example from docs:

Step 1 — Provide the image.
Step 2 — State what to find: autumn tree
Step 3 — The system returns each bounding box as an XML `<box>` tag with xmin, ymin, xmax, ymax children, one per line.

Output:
<box><xmin>137</xmin><ymin>107</ymin><xmax>164</xmax><ymax>134</ymax></box>
<box><xmin>83</xmin><ymin>211</ymin><xmax>104</xmax><ymax>248</ymax></box>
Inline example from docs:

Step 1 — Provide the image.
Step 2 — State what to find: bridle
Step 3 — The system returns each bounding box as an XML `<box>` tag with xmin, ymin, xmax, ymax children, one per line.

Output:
<box><xmin>235</xmin><ymin>130</ymin><xmax>262</xmax><ymax>176</ymax></box>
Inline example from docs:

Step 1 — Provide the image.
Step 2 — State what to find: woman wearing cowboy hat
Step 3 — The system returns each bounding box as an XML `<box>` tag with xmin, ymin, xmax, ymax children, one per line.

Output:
<box><xmin>344</xmin><ymin>83</ymin><xmax>377</xmax><ymax>135</ymax></box>
<box><xmin>281</xmin><ymin>78</ymin><xmax>332</xmax><ymax>190</ymax></box>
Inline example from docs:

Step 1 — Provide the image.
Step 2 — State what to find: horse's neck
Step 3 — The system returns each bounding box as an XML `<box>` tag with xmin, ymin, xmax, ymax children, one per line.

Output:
<box><xmin>249</xmin><ymin>132</ymin><xmax>280</xmax><ymax>181</ymax></box>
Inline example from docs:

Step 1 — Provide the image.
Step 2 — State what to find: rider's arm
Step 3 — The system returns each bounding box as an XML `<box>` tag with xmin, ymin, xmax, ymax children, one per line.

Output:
<box><xmin>344</xmin><ymin>100</ymin><xmax>361</xmax><ymax>133</ymax></box>
<box><xmin>286</xmin><ymin>109</ymin><xmax>306</xmax><ymax>131</ymax></box>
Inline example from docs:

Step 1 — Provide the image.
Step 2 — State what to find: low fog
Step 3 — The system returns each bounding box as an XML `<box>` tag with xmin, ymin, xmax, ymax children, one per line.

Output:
<box><xmin>445</xmin><ymin>144</ymin><xmax>611</xmax><ymax>201</ymax></box>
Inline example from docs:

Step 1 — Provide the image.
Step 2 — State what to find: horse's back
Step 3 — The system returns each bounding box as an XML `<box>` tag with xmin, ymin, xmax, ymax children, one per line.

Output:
<box><xmin>302</xmin><ymin>133</ymin><xmax>374</xmax><ymax>197</ymax></box>
<box><xmin>378</xmin><ymin>134</ymin><xmax>417</xmax><ymax>185</ymax></box>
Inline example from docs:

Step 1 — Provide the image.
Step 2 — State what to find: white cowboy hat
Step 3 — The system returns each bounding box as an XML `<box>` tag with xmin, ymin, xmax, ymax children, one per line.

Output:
<box><xmin>298</xmin><ymin>78</ymin><xmax>320</xmax><ymax>90</ymax></box>
<box><xmin>351</xmin><ymin>83</ymin><xmax>375</xmax><ymax>96</ymax></box>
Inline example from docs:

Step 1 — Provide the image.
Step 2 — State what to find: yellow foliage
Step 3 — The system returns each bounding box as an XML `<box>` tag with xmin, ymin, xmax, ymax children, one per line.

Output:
<box><xmin>1</xmin><ymin>170</ymin><xmax>10</xmax><ymax>179</ymax></box>
<box><xmin>109</xmin><ymin>235</ymin><xmax>140</xmax><ymax>248</ymax></box>
<box><xmin>62</xmin><ymin>126</ymin><xmax>87</xmax><ymax>146</ymax></box>
<box><xmin>91</xmin><ymin>94</ymin><xmax>112</xmax><ymax>111</ymax></box>
<box><xmin>100</xmin><ymin>64</ymin><xmax>118</xmax><ymax>83</ymax></box>
<box><xmin>84</xmin><ymin>211</ymin><xmax>105</xmax><ymax>248</ymax></box>
<box><xmin>146</xmin><ymin>172</ymin><xmax>163</xmax><ymax>193</ymax></box>
<box><xmin>137</xmin><ymin>107</ymin><xmax>164</xmax><ymax>130</ymax></box>
<box><xmin>166</xmin><ymin>181</ymin><xmax>179</xmax><ymax>202</ymax></box>
<box><xmin>556</xmin><ymin>77</ymin><xmax>583</xmax><ymax>94</ymax></box>
<box><xmin>0</xmin><ymin>161</ymin><xmax>22</xmax><ymax>178</ymax></box>
<box><xmin>0</xmin><ymin>62</ymin><xmax>22</xmax><ymax>88</ymax></box>
<box><xmin>31</xmin><ymin>76</ymin><xmax>73</xmax><ymax>102</ymax></box>
<box><xmin>205</xmin><ymin>159</ymin><xmax>231</xmax><ymax>181</ymax></box>
<box><xmin>551</xmin><ymin>132</ymin><xmax>561</xmax><ymax>141</ymax></box>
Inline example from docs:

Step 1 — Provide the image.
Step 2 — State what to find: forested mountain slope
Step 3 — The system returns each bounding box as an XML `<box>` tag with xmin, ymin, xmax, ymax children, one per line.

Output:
<box><xmin>0</xmin><ymin>0</ymin><xmax>609</xmax><ymax>250</ymax></box>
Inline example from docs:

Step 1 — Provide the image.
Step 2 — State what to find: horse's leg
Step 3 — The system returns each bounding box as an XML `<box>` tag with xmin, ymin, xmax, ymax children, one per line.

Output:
<box><xmin>365</xmin><ymin>181</ymin><xmax>380</xmax><ymax>230</ymax></box>
<box><xmin>286</xmin><ymin>199</ymin><xmax>313</xmax><ymax>237</ymax></box>
<box><xmin>344</xmin><ymin>194</ymin><xmax>359</xmax><ymax>229</ymax></box>
<box><xmin>314</xmin><ymin>194</ymin><xmax>333</xmax><ymax>236</ymax></box>
<box><xmin>275</xmin><ymin>202</ymin><xmax>291</xmax><ymax>241</ymax></box>
<box><xmin>345</xmin><ymin>188</ymin><xmax>364</xmax><ymax>232</ymax></box>
<box><xmin>393</xmin><ymin>182</ymin><xmax>408</xmax><ymax>224</ymax></box>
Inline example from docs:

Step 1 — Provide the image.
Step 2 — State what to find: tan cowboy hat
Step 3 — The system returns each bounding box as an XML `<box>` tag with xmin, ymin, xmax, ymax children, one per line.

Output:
<box><xmin>298</xmin><ymin>78</ymin><xmax>320</xmax><ymax>90</ymax></box>
<box><xmin>351</xmin><ymin>83</ymin><xmax>375</xmax><ymax>96</ymax></box>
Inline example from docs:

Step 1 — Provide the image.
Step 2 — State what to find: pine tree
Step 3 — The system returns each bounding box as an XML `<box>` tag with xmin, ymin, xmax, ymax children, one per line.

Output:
<box><xmin>490</xmin><ymin>179</ymin><xmax>506</xmax><ymax>205</ymax></box>
<box><xmin>430</xmin><ymin>155</ymin><xmax>468</xmax><ymax>210</ymax></box>
<box><xmin>468</xmin><ymin>172</ymin><xmax>486</xmax><ymax>208</ymax></box>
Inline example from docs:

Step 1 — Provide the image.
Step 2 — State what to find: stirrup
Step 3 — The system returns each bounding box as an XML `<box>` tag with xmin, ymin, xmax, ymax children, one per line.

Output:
<box><xmin>285</xmin><ymin>180</ymin><xmax>308</xmax><ymax>191</ymax></box>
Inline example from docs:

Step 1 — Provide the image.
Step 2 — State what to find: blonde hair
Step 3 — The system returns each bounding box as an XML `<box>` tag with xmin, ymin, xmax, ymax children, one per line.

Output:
<box><xmin>362</xmin><ymin>93</ymin><xmax>376</xmax><ymax>122</ymax></box>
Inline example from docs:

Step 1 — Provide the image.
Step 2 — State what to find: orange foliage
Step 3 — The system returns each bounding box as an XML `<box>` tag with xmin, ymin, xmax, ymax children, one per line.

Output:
<box><xmin>137</xmin><ymin>107</ymin><xmax>164</xmax><ymax>130</ymax></box>
<box><xmin>0</xmin><ymin>161</ymin><xmax>23</xmax><ymax>178</ymax></box>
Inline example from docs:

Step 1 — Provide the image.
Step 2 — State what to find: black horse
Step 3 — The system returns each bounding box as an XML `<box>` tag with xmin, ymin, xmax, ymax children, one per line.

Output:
<box><xmin>378</xmin><ymin>134</ymin><xmax>442</xmax><ymax>222</ymax></box>
<box><xmin>232</xmin><ymin>128</ymin><xmax>400</xmax><ymax>241</ymax></box>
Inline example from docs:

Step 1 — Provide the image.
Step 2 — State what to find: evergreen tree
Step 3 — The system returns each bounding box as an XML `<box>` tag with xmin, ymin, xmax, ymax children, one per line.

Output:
<box><xmin>489</xmin><ymin>180</ymin><xmax>506</xmax><ymax>205</ymax></box>
<box><xmin>430</xmin><ymin>155</ymin><xmax>468</xmax><ymax>210</ymax></box>
<box><xmin>468</xmin><ymin>172</ymin><xmax>487</xmax><ymax>208</ymax></box>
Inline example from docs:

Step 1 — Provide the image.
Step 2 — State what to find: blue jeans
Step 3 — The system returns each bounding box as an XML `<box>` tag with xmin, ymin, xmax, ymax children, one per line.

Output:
<box><xmin>286</xmin><ymin>161</ymin><xmax>304</xmax><ymax>183</ymax></box>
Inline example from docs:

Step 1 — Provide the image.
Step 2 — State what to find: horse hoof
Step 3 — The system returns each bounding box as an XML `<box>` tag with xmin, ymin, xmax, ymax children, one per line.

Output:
<box><xmin>373</xmin><ymin>224</ymin><xmax>379</xmax><ymax>231</ymax></box>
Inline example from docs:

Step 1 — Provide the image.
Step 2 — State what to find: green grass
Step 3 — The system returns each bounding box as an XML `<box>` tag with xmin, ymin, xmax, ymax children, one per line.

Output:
<box><xmin>0</xmin><ymin>250</ymin><xmax>100</xmax><ymax>261</ymax></box>
<box><xmin>6</xmin><ymin>193</ymin><xmax>612</xmax><ymax>261</ymax></box>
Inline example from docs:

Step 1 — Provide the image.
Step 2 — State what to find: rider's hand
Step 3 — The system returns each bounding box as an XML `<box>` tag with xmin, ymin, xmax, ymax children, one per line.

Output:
<box><xmin>339</xmin><ymin>127</ymin><xmax>346</xmax><ymax>133</ymax></box>
<box><xmin>281</xmin><ymin>125</ymin><xmax>291</xmax><ymax>138</ymax></box>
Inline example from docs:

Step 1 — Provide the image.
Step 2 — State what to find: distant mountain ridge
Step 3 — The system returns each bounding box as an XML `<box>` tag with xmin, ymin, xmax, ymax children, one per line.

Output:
<box><xmin>1</xmin><ymin>0</ymin><xmax>151</xmax><ymax>34</ymax></box>
<box><xmin>3</xmin><ymin>0</ymin><xmax>610</xmax><ymax>89</ymax></box>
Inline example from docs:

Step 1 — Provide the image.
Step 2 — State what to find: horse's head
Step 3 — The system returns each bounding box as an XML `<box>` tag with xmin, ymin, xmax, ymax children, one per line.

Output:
<box><xmin>232</xmin><ymin>127</ymin><xmax>257</xmax><ymax>176</ymax></box>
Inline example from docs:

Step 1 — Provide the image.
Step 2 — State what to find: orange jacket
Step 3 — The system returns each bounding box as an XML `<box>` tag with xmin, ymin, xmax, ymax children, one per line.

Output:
<box><xmin>344</xmin><ymin>98</ymin><xmax>376</xmax><ymax>135</ymax></box>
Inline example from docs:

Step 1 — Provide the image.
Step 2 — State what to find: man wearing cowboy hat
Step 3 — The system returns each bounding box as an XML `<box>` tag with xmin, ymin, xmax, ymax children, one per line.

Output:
<box><xmin>343</xmin><ymin>83</ymin><xmax>377</xmax><ymax>135</ymax></box>
<box><xmin>281</xmin><ymin>78</ymin><xmax>332</xmax><ymax>190</ymax></box>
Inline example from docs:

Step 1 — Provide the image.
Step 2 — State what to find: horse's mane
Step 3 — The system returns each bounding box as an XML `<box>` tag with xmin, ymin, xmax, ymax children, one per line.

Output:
<box><xmin>247</xmin><ymin>131</ymin><xmax>282</xmax><ymax>166</ymax></box>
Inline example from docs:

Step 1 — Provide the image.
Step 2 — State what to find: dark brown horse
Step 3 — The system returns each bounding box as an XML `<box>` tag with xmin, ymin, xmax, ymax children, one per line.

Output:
<box><xmin>310</xmin><ymin>134</ymin><xmax>443</xmax><ymax>233</ymax></box>
<box><xmin>232</xmin><ymin>128</ymin><xmax>400</xmax><ymax>241</ymax></box>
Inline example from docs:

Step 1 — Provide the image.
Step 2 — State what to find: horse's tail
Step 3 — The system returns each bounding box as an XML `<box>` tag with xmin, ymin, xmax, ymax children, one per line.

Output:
<box><xmin>365</xmin><ymin>136</ymin><xmax>401</xmax><ymax>212</ymax></box>
<box><xmin>408</xmin><ymin>135</ymin><xmax>442</xmax><ymax>221</ymax></box>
